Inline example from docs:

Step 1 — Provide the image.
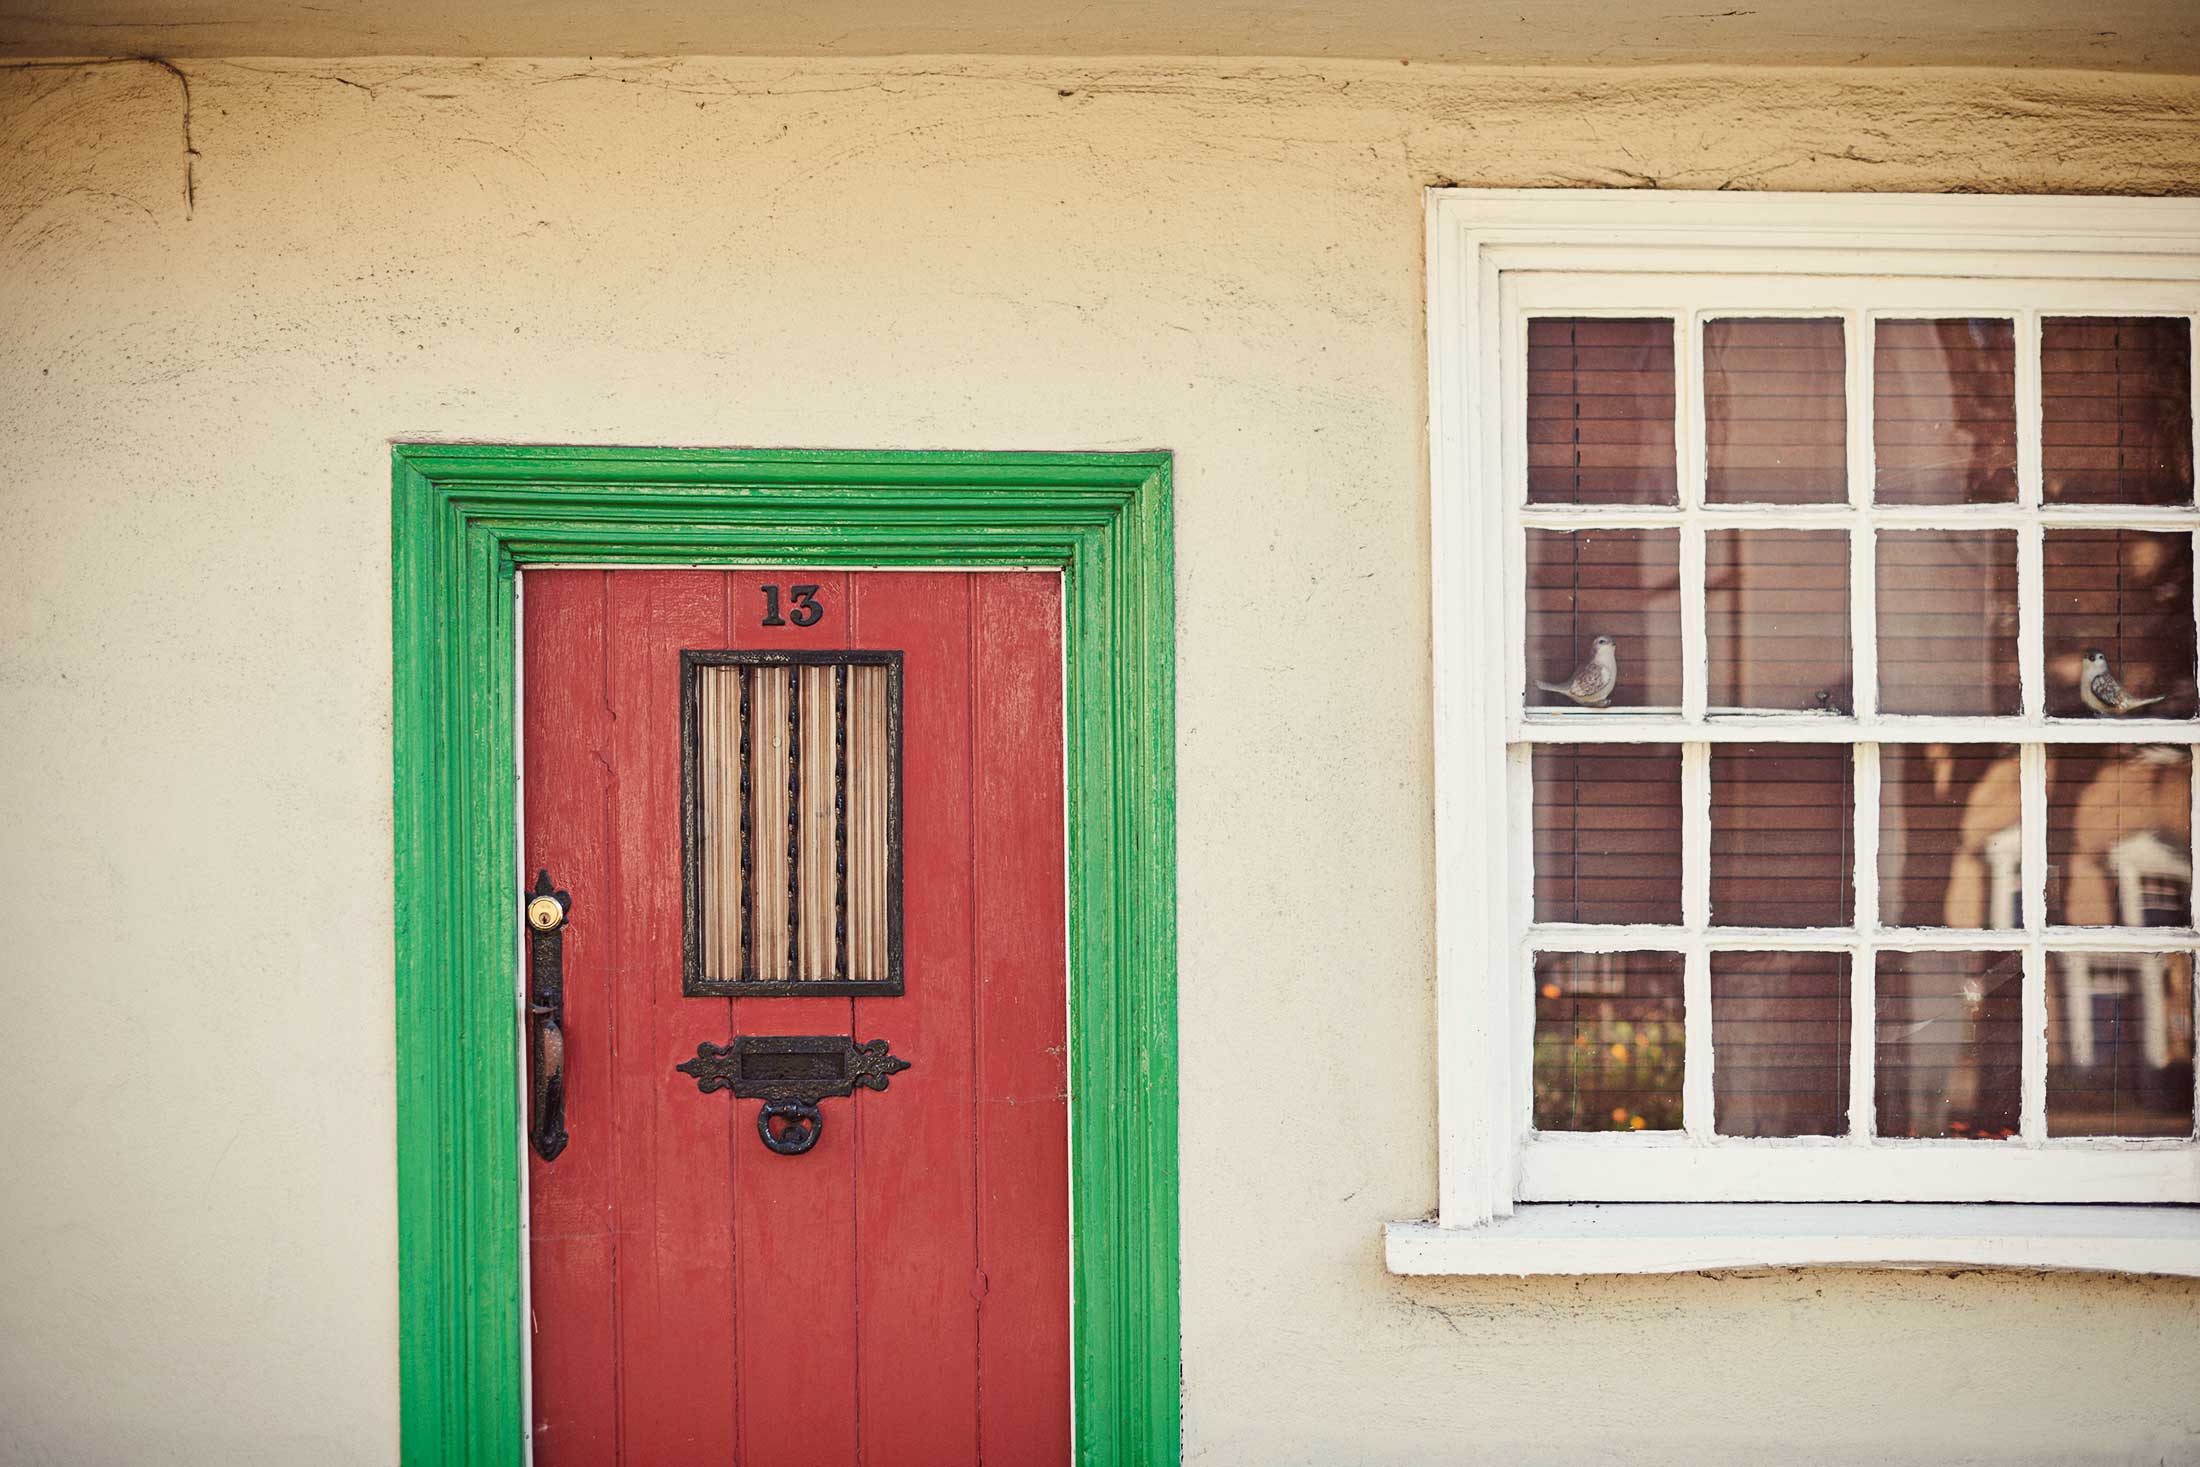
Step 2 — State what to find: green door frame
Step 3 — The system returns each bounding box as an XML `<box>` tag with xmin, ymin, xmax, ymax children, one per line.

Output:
<box><xmin>391</xmin><ymin>444</ymin><xmax>1178</xmax><ymax>1465</ymax></box>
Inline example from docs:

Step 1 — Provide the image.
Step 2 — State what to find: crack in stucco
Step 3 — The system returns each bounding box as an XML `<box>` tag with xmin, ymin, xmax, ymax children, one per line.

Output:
<box><xmin>0</xmin><ymin>56</ymin><xmax>193</xmax><ymax>216</ymax></box>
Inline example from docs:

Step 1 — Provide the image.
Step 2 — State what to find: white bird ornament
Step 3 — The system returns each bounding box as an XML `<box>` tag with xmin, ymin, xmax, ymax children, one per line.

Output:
<box><xmin>2079</xmin><ymin>648</ymin><xmax>2166</xmax><ymax>716</ymax></box>
<box><xmin>1539</xmin><ymin>635</ymin><xmax>1617</xmax><ymax>708</ymax></box>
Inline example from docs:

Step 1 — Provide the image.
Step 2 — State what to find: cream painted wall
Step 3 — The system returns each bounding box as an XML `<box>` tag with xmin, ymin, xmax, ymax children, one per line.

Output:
<box><xmin>2</xmin><ymin>56</ymin><xmax>2198</xmax><ymax>1466</ymax></box>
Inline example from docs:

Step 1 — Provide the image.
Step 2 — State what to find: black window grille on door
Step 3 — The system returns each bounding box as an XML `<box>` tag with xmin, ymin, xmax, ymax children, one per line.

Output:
<box><xmin>680</xmin><ymin>649</ymin><xmax>903</xmax><ymax>996</ymax></box>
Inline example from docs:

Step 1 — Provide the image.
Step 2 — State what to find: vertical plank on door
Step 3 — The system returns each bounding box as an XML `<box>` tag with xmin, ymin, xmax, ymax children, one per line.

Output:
<box><xmin>525</xmin><ymin>571</ymin><xmax>619</xmax><ymax>1465</ymax></box>
<box><xmin>729</xmin><ymin>570</ymin><xmax>861</xmax><ymax>1467</ymax></box>
<box><xmin>605</xmin><ymin>571</ymin><xmax>739</xmax><ymax>1463</ymax></box>
<box><xmin>853</xmin><ymin>573</ymin><xmax>982</xmax><ymax>1462</ymax></box>
<box><xmin>973</xmin><ymin>572</ymin><xmax>1075</xmax><ymax>1463</ymax></box>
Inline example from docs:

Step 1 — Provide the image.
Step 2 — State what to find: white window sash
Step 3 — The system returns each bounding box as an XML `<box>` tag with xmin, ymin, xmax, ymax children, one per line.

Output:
<box><xmin>1430</xmin><ymin>189</ymin><xmax>2200</xmax><ymax>1224</ymax></box>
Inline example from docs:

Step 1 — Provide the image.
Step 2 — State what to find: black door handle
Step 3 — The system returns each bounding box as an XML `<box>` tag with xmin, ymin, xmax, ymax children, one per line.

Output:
<box><xmin>526</xmin><ymin>870</ymin><xmax>571</xmax><ymax>1162</ymax></box>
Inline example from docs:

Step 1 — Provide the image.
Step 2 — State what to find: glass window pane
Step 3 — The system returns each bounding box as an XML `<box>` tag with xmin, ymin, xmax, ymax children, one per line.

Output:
<box><xmin>1878</xmin><ymin>745</ymin><xmax>2022</xmax><ymax>929</ymax></box>
<box><xmin>1709</xmin><ymin>743</ymin><xmax>1854</xmax><ymax>927</ymax></box>
<box><xmin>1527</xmin><ymin>318</ymin><xmax>1678</xmax><ymax>506</ymax></box>
<box><xmin>1876</xmin><ymin>530</ymin><xmax>2021</xmax><ymax>715</ymax></box>
<box><xmin>1711</xmin><ymin>951</ymin><xmax>1851</xmax><ymax>1137</ymax></box>
<box><xmin>1533</xmin><ymin>951</ymin><xmax>1685</xmax><ymax>1131</ymax></box>
<box><xmin>1705</xmin><ymin>318</ymin><xmax>1848</xmax><ymax>505</ymax></box>
<box><xmin>1706</xmin><ymin>529</ymin><xmax>1853</xmax><ymax>714</ymax></box>
<box><xmin>1874</xmin><ymin>950</ymin><xmax>2023</xmax><ymax>1140</ymax></box>
<box><xmin>1527</xmin><ymin>529</ymin><xmax>1682</xmax><ymax>711</ymax></box>
<box><xmin>1872</xmin><ymin>318</ymin><xmax>2018</xmax><ymax>505</ymax></box>
<box><xmin>1533</xmin><ymin>744</ymin><xmax>1683</xmax><ymax>925</ymax></box>
<box><xmin>2046</xmin><ymin>745</ymin><xmax>2192</xmax><ymax>927</ymax></box>
<box><xmin>2047</xmin><ymin>951</ymin><xmax>2195</xmax><ymax>1137</ymax></box>
<box><xmin>2043</xmin><ymin>528</ymin><xmax>2196</xmax><ymax>720</ymax></box>
<box><xmin>2041</xmin><ymin>316</ymin><xmax>2194</xmax><ymax>507</ymax></box>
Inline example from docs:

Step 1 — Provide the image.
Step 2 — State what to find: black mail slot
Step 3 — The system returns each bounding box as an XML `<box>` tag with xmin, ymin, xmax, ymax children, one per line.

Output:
<box><xmin>675</xmin><ymin>1034</ymin><xmax>912</xmax><ymax>1155</ymax></box>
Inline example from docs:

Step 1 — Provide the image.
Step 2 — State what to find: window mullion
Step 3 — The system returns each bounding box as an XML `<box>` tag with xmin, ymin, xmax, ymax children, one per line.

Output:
<box><xmin>1680</xmin><ymin>312</ymin><xmax>1708</xmax><ymax>723</ymax></box>
<box><xmin>2020</xmin><ymin>741</ymin><xmax>2049</xmax><ymax>1142</ymax></box>
<box><xmin>2017</xmin><ymin>309</ymin><xmax>2044</xmax><ymax>511</ymax></box>
<box><xmin>1850</xmin><ymin>742</ymin><xmax>1880</xmax><ymax>1145</ymax></box>
<box><xmin>2017</xmin><ymin>320</ymin><xmax>2044</xmax><ymax>718</ymax></box>
<box><xmin>2016</xmin><ymin>325</ymin><xmax>2043</xmax><ymax>721</ymax></box>
<box><xmin>2015</xmin><ymin>312</ymin><xmax>2048</xmax><ymax>1144</ymax></box>
<box><xmin>1682</xmin><ymin>741</ymin><xmax>1712</xmax><ymax>1141</ymax></box>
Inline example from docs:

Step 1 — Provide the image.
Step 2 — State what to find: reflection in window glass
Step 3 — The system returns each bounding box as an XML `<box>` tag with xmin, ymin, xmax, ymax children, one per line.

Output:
<box><xmin>1533</xmin><ymin>951</ymin><xmax>1685</xmax><ymax>1132</ymax></box>
<box><xmin>2043</xmin><ymin>528</ymin><xmax>2196</xmax><ymax>720</ymax></box>
<box><xmin>1705</xmin><ymin>318</ymin><xmax>1847</xmax><ymax>505</ymax></box>
<box><xmin>1526</xmin><ymin>529</ymin><xmax>1682</xmax><ymax>710</ymax></box>
<box><xmin>2041</xmin><ymin>316</ymin><xmax>2194</xmax><ymax>507</ymax></box>
<box><xmin>1711</xmin><ymin>951</ymin><xmax>1850</xmax><ymax>1137</ymax></box>
<box><xmin>1527</xmin><ymin>318</ymin><xmax>1679</xmax><ymax>506</ymax></box>
<box><xmin>2047</xmin><ymin>952</ymin><xmax>2195</xmax><ymax>1137</ymax></box>
<box><xmin>2046</xmin><ymin>745</ymin><xmax>2192</xmax><ymax>927</ymax></box>
<box><xmin>1532</xmin><ymin>744</ymin><xmax>1683</xmax><ymax>925</ymax></box>
<box><xmin>1875</xmin><ymin>950</ymin><xmax>2022</xmax><ymax>1140</ymax></box>
<box><xmin>1876</xmin><ymin>530</ymin><xmax>2021</xmax><ymax>715</ymax></box>
<box><xmin>1878</xmin><ymin>745</ymin><xmax>2022</xmax><ymax>929</ymax></box>
<box><xmin>1709</xmin><ymin>744</ymin><xmax>1854</xmax><ymax>927</ymax></box>
<box><xmin>1873</xmin><ymin>318</ymin><xmax>2018</xmax><ymax>505</ymax></box>
<box><xmin>1705</xmin><ymin>529</ymin><xmax>1853</xmax><ymax>714</ymax></box>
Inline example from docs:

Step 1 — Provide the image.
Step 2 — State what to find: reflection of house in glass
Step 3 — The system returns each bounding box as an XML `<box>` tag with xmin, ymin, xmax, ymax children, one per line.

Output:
<box><xmin>1875</xmin><ymin>743</ymin><xmax>2195</xmax><ymax>1138</ymax></box>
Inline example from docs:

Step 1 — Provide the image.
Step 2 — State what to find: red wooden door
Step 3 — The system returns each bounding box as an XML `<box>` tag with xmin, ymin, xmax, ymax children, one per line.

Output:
<box><xmin>522</xmin><ymin>569</ymin><xmax>1072</xmax><ymax>1465</ymax></box>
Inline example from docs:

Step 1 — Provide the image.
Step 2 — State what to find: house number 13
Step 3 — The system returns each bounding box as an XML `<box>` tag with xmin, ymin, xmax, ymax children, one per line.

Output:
<box><xmin>760</xmin><ymin>583</ymin><xmax>824</xmax><ymax>628</ymax></box>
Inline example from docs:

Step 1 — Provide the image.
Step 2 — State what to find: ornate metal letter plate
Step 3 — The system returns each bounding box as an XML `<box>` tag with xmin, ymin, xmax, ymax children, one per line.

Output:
<box><xmin>676</xmin><ymin>1034</ymin><xmax>911</xmax><ymax>1155</ymax></box>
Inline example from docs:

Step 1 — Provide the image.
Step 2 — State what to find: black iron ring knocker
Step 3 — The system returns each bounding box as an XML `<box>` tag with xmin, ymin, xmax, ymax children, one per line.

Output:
<box><xmin>757</xmin><ymin>1100</ymin><xmax>826</xmax><ymax>1155</ymax></box>
<box><xmin>525</xmin><ymin>870</ymin><xmax>572</xmax><ymax>1163</ymax></box>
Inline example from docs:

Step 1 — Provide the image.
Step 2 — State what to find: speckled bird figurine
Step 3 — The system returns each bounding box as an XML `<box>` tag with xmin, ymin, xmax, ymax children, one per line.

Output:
<box><xmin>1538</xmin><ymin>635</ymin><xmax>1616</xmax><ymax>708</ymax></box>
<box><xmin>2080</xmin><ymin>649</ymin><xmax>2166</xmax><ymax>716</ymax></box>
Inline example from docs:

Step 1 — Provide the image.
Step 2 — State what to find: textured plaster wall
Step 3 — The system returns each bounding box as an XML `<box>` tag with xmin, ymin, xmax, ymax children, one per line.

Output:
<box><xmin>2</xmin><ymin>56</ymin><xmax>2198</xmax><ymax>1466</ymax></box>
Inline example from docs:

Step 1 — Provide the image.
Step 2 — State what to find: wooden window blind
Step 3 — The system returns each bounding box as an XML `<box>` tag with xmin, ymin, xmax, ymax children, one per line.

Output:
<box><xmin>1875</xmin><ymin>530</ymin><xmax>2022</xmax><ymax>716</ymax></box>
<box><xmin>1705</xmin><ymin>529</ymin><xmax>1853</xmax><ymax>713</ymax></box>
<box><xmin>1526</xmin><ymin>318</ymin><xmax>1678</xmax><ymax>506</ymax></box>
<box><xmin>2041</xmin><ymin>316</ymin><xmax>2194</xmax><ymax>506</ymax></box>
<box><xmin>1531</xmin><ymin>744</ymin><xmax>1683</xmax><ymax>925</ymax></box>
<box><xmin>1708</xmin><ymin>743</ymin><xmax>1854</xmax><ymax>928</ymax></box>
<box><xmin>1872</xmin><ymin>317</ymin><xmax>2019</xmax><ymax>505</ymax></box>
<box><xmin>1526</xmin><ymin>528</ymin><xmax>1682</xmax><ymax>709</ymax></box>
<box><xmin>1704</xmin><ymin>317</ymin><xmax>1847</xmax><ymax>505</ymax></box>
<box><xmin>683</xmin><ymin>651</ymin><xmax>901</xmax><ymax>996</ymax></box>
<box><xmin>1709</xmin><ymin>951</ymin><xmax>1851</xmax><ymax>1138</ymax></box>
<box><xmin>2042</xmin><ymin>528</ymin><xmax>2197</xmax><ymax>720</ymax></box>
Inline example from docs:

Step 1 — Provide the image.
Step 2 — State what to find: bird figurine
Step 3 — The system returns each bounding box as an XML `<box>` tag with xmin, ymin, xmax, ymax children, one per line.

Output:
<box><xmin>1539</xmin><ymin>635</ymin><xmax>1616</xmax><ymax>708</ymax></box>
<box><xmin>2080</xmin><ymin>648</ymin><xmax>2166</xmax><ymax>716</ymax></box>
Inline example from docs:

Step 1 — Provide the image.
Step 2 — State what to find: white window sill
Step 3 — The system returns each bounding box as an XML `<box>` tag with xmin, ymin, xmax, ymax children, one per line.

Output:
<box><xmin>1385</xmin><ymin>1204</ymin><xmax>2200</xmax><ymax>1278</ymax></box>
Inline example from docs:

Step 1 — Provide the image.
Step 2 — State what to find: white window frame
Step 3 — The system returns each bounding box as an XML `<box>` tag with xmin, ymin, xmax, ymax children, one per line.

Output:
<box><xmin>1405</xmin><ymin>189</ymin><xmax>2200</xmax><ymax>1275</ymax></box>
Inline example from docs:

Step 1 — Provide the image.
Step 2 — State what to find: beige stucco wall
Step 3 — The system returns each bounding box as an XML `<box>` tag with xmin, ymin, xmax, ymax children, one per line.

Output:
<box><xmin>3</xmin><ymin>55</ymin><xmax>2198</xmax><ymax>1466</ymax></box>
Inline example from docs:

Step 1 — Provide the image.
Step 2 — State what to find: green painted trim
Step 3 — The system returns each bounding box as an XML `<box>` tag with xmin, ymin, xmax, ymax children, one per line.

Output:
<box><xmin>392</xmin><ymin>445</ymin><xmax>1179</xmax><ymax>1465</ymax></box>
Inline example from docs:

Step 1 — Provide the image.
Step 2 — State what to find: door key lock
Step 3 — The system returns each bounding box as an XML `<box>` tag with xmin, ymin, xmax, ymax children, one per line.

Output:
<box><xmin>525</xmin><ymin>870</ymin><xmax>572</xmax><ymax>1162</ymax></box>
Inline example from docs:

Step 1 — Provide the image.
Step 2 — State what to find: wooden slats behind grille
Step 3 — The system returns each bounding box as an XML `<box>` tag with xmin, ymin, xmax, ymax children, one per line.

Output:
<box><xmin>846</xmin><ymin>663</ymin><xmax>890</xmax><ymax>982</ymax></box>
<box><xmin>698</xmin><ymin>661</ymin><xmax>892</xmax><ymax>986</ymax></box>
